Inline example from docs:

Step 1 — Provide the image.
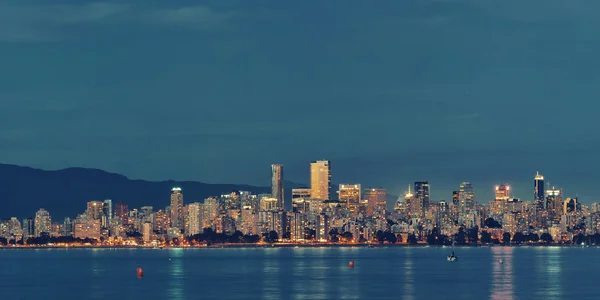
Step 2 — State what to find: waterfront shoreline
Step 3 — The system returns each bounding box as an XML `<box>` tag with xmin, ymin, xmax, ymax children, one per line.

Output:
<box><xmin>0</xmin><ymin>243</ymin><xmax>586</xmax><ymax>249</ymax></box>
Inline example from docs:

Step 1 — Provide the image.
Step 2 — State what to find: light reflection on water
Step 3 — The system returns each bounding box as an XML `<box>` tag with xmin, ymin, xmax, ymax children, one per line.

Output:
<box><xmin>403</xmin><ymin>247</ymin><xmax>414</xmax><ymax>300</ymax></box>
<box><xmin>291</xmin><ymin>249</ymin><xmax>307</xmax><ymax>300</ymax></box>
<box><xmin>543</xmin><ymin>247</ymin><xmax>562</xmax><ymax>299</ymax></box>
<box><xmin>262</xmin><ymin>249</ymin><xmax>281</xmax><ymax>300</ymax></box>
<box><xmin>167</xmin><ymin>249</ymin><xmax>184</xmax><ymax>300</ymax></box>
<box><xmin>310</xmin><ymin>248</ymin><xmax>329</xmax><ymax>300</ymax></box>
<box><xmin>90</xmin><ymin>249</ymin><xmax>103</xmax><ymax>299</ymax></box>
<box><xmin>491</xmin><ymin>247</ymin><xmax>513</xmax><ymax>300</ymax></box>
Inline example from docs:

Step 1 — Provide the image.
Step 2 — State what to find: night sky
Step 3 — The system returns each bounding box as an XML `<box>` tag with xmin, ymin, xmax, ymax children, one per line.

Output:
<box><xmin>1</xmin><ymin>0</ymin><xmax>599</xmax><ymax>203</ymax></box>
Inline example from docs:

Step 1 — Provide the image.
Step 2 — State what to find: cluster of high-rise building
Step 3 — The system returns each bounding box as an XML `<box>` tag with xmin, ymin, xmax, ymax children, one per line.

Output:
<box><xmin>395</xmin><ymin>171</ymin><xmax>596</xmax><ymax>243</ymax></box>
<box><xmin>0</xmin><ymin>164</ymin><xmax>597</xmax><ymax>245</ymax></box>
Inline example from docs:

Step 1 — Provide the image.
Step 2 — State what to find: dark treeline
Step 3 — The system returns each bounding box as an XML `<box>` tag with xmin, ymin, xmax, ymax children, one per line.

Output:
<box><xmin>424</xmin><ymin>225</ymin><xmax>600</xmax><ymax>245</ymax></box>
<box><xmin>0</xmin><ymin>236</ymin><xmax>98</xmax><ymax>246</ymax></box>
<box><xmin>186</xmin><ymin>228</ymin><xmax>262</xmax><ymax>244</ymax></box>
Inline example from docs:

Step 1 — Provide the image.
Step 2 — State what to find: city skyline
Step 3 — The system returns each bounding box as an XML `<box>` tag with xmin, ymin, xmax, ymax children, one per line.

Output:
<box><xmin>0</xmin><ymin>160</ymin><xmax>588</xmax><ymax>219</ymax></box>
<box><xmin>0</xmin><ymin>161</ymin><xmax>600</xmax><ymax>212</ymax></box>
<box><xmin>0</xmin><ymin>160</ymin><xmax>596</xmax><ymax>222</ymax></box>
<box><xmin>1</xmin><ymin>159</ymin><xmax>596</xmax><ymax>248</ymax></box>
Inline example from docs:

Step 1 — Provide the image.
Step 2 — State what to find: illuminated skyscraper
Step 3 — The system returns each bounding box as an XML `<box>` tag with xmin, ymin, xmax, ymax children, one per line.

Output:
<box><xmin>34</xmin><ymin>209</ymin><xmax>51</xmax><ymax>237</ymax></box>
<box><xmin>186</xmin><ymin>202</ymin><xmax>203</xmax><ymax>236</ymax></box>
<box><xmin>260</xmin><ymin>196</ymin><xmax>278</xmax><ymax>211</ymax></box>
<box><xmin>63</xmin><ymin>217</ymin><xmax>72</xmax><ymax>236</ymax></box>
<box><xmin>310</xmin><ymin>160</ymin><xmax>331</xmax><ymax>200</ymax></box>
<box><xmin>404</xmin><ymin>185</ymin><xmax>419</xmax><ymax>216</ymax></box>
<box><xmin>491</xmin><ymin>184</ymin><xmax>511</xmax><ymax>218</ymax></box>
<box><xmin>170</xmin><ymin>187</ymin><xmax>184</xmax><ymax>230</ymax></box>
<box><xmin>495</xmin><ymin>184</ymin><xmax>511</xmax><ymax>201</ymax></box>
<box><xmin>271</xmin><ymin>164</ymin><xmax>284</xmax><ymax>210</ymax></box>
<box><xmin>102</xmin><ymin>199</ymin><xmax>112</xmax><ymax>227</ymax></box>
<box><xmin>143</xmin><ymin>222</ymin><xmax>152</xmax><ymax>243</ymax></box>
<box><xmin>364</xmin><ymin>188</ymin><xmax>387</xmax><ymax>216</ymax></box>
<box><xmin>140</xmin><ymin>206</ymin><xmax>153</xmax><ymax>224</ymax></box>
<box><xmin>6</xmin><ymin>218</ymin><xmax>23</xmax><ymax>241</ymax></box>
<box><xmin>338</xmin><ymin>184</ymin><xmax>361</xmax><ymax>213</ymax></box>
<box><xmin>203</xmin><ymin>197</ymin><xmax>218</xmax><ymax>228</ymax></box>
<box><xmin>459</xmin><ymin>182</ymin><xmax>475</xmax><ymax>214</ymax></box>
<box><xmin>534</xmin><ymin>172</ymin><xmax>545</xmax><ymax>210</ymax></box>
<box><xmin>414</xmin><ymin>181</ymin><xmax>430</xmax><ymax>210</ymax></box>
<box><xmin>72</xmin><ymin>215</ymin><xmax>101</xmax><ymax>240</ymax></box>
<box><xmin>546</xmin><ymin>187</ymin><xmax>563</xmax><ymax>219</ymax></box>
<box><xmin>86</xmin><ymin>201</ymin><xmax>103</xmax><ymax>220</ymax></box>
<box><xmin>154</xmin><ymin>209</ymin><xmax>169</xmax><ymax>233</ymax></box>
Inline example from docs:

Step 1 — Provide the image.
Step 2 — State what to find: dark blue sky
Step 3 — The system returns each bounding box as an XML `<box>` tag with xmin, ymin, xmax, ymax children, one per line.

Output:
<box><xmin>1</xmin><ymin>0</ymin><xmax>599</xmax><ymax>203</ymax></box>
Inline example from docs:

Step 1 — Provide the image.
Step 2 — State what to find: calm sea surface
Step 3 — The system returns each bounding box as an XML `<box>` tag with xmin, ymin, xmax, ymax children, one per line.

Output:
<box><xmin>0</xmin><ymin>246</ymin><xmax>598</xmax><ymax>299</ymax></box>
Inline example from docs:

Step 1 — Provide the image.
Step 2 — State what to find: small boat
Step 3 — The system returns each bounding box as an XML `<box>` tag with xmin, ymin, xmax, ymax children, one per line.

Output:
<box><xmin>447</xmin><ymin>252</ymin><xmax>458</xmax><ymax>262</ymax></box>
<box><xmin>447</xmin><ymin>238</ymin><xmax>458</xmax><ymax>262</ymax></box>
<box><xmin>499</xmin><ymin>259</ymin><xmax>503</xmax><ymax>264</ymax></box>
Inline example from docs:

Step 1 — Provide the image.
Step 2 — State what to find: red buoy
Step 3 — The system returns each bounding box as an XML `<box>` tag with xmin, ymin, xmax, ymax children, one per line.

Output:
<box><xmin>137</xmin><ymin>267</ymin><xmax>144</xmax><ymax>277</ymax></box>
<box><xmin>349</xmin><ymin>261</ymin><xmax>354</xmax><ymax>268</ymax></box>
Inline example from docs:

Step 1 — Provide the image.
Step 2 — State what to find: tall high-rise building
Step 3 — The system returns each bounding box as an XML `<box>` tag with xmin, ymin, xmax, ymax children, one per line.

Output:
<box><xmin>495</xmin><ymin>184</ymin><xmax>511</xmax><ymax>201</ymax></box>
<box><xmin>491</xmin><ymin>184</ymin><xmax>511</xmax><ymax>217</ymax></box>
<box><xmin>458</xmin><ymin>182</ymin><xmax>475</xmax><ymax>213</ymax></box>
<box><xmin>7</xmin><ymin>217</ymin><xmax>23</xmax><ymax>241</ymax></box>
<box><xmin>364</xmin><ymin>188</ymin><xmax>387</xmax><ymax>216</ymax></box>
<box><xmin>22</xmin><ymin>218</ymin><xmax>34</xmax><ymax>240</ymax></box>
<box><xmin>143</xmin><ymin>222</ymin><xmax>152</xmax><ymax>243</ymax></box>
<box><xmin>271</xmin><ymin>164</ymin><xmax>284</xmax><ymax>210</ymax></box>
<box><xmin>72</xmin><ymin>216</ymin><xmax>101</xmax><ymax>240</ymax></box>
<box><xmin>154</xmin><ymin>209</ymin><xmax>169</xmax><ymax>233</ymax></box>
<box><xmin>186</xmin><ymin>202</ymin><xmax>203</xmax><ymax>236</ymax></box>
<box><xmin>310</xmin><ymin>160</ymin><xmax>331</xmax><ymax>200</ymax></box>
<box><xmin>260</xmin><ymin>196</ymin><xmax>278</xmax><ymax>211</ymax></box>
<box><xmin>338</xmin><ymin>184</ymin><xmax>361</xmax><ymax>213</ymax></box>
<box><xmin>546</xmin><ymin>187</ymin><xmax>563</xmax><ymax>218</ymax></box>
<box><xmin>140</xmin><ymin>206</ymin><xmax>154</xmax><ymax>229</ymax></box>
<box><xmin>86</xmin><ymin>201</ymin><xmax>103</xmax><ymax>220</ymax></box>
<box><xmin>102</xmin><ymin>199</ymin><xmax>112</xmax><ymax>227</ymax></box>
<box><xmin>114</xmin><ymin>202</ymin><xmax>129</xmax><ymax>225</ymax></box>
<box><xmin>414</xmin><ymin>181</ymin><xmax>430</xmax><ymax>210</ymax></box>
<box><xmin>534</xmin><ymin>172</ymin><xmax>545</xmax><ymax>210</ymax></box>
<box><xmin>404</xmin><ymin>185</ymin><xmax>418</xmax><ymax>216</ymax></box>
<box><xmin>34</xmin><ymin>209</ymin><xmax>51</xmax><ymax>237</ymax></box>
<box><xmin>203</xmin><ymin>197</ymin><xmax>218</xmax><ymax>229</ymax></box>
<box><xmin>170</xmin><ymin>187</ymin><xmax>184</xmax><ymax>230</ymax></box>
<box><xmin>63</xmin><ymin>217</ymin><xmax>72</xmax><ymax>236</ymax></box>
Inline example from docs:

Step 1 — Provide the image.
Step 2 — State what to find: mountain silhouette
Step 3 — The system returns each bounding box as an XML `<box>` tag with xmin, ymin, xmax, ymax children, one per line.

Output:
<box><xmin>0</xmin><ymin>163</ymin><xmax>304</xmax><ymax>220</ymax></box>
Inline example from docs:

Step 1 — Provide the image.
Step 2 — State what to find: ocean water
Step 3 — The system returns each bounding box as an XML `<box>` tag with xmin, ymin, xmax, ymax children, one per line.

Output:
<box><xmin>0</xmin><ymin>246</ymin><xmax>598</xmax><ymax>299</ymax></box>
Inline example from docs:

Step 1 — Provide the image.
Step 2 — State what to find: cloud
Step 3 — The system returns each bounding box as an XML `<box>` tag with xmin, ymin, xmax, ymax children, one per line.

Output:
<box><xmin>0</xmin><ymin>1</ymin><xmax>130</xmax><ymax>42</ymax></box>
<box><xmin>49</xmin><ymin>2</ymin><xmax>130</xmax><ymax>24</ymax></box>
<box><xmin>0</xmin><ymin>2</ymin><xmax>242</xmax><ymax>42</ymax></box>
<box><xmin>150</xmin><ymin>5</ymin><xmax>236</xmax><ymax>29</ymax></box>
